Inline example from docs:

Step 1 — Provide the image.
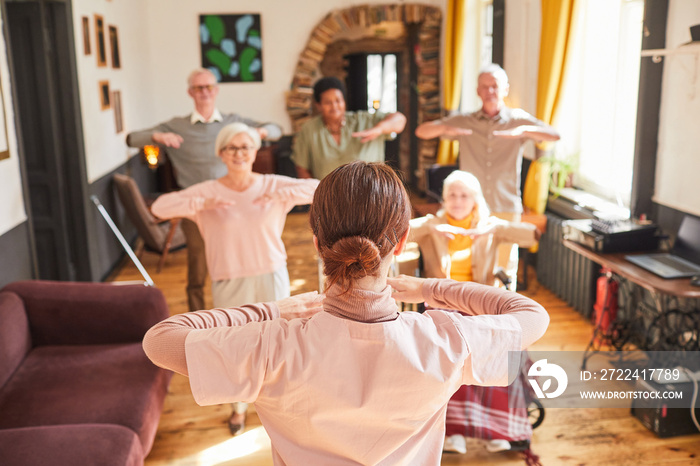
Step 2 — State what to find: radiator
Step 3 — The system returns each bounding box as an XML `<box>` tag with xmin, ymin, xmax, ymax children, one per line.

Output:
<box><xmin>537</xmin><ymin>213</ymin><xmax>600</xmax><ymax>318</ymax></box>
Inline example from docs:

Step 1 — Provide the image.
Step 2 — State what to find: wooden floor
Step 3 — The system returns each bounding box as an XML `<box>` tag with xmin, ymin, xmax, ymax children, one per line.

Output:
<box><xmin>110</xmin><ymin>212</ymin><xmax>700</xmax><ymax>466</ymax></box>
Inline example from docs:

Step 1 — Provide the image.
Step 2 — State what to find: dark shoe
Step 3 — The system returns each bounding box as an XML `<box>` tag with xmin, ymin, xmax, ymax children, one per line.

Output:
<box><xmin>508</xmin><ymin>439</ymin><xmax>531</xmax><ymax>452</ymax></box>
<box><xmin>228</xmin><ymin>411</ymin><xmax>246</xmax><ymax>436</ymax></box>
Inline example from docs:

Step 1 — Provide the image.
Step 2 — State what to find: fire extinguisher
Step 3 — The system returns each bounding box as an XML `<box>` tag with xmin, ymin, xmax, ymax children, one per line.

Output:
<box><xmin>593</xmin><ymin>267</ymin><xmax>618</xmax><ymax>344</ymax></box>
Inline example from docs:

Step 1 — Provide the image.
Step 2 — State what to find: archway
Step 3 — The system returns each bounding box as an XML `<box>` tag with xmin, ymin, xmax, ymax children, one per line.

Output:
<box><xmin>287</xmin><ymin>3</ymin><xmax>442</xmax><ymax>189</ymax></box>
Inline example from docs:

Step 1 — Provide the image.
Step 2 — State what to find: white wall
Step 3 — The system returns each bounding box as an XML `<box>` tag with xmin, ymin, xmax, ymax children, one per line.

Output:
<box><xmin>141</xmin><ymin>0</ymin><xmax>446</xmax><ymax>136</ymax></box>
<box><xmin>3</xmin><ymin>0</ymin><xmax>449</xmax><ymax>235</ymax></box>
<box><xmin>654</xmin><ymin>0</ymin><xmax>700</xmax><ymax>216</ymax></box>
<box><xmin>5</xmin><ymin>0</ymin><xmax>696</xmax><ymax>226</ymax></box>
<box><xmin>0</xmin><ymin>12</ymin><xmax>26</xmax><ymax>236</ymax></box>
<box><xmin>72</xmin><ymin>0</ymin><xmax>155</xmax><ymax>183</ymax></box>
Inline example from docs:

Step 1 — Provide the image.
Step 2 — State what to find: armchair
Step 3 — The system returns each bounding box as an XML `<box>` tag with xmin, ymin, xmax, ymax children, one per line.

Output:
<box><xmin>113</xmin><ymin>173</ymin><xmax>186</xmax><ymax>272</ymax></box>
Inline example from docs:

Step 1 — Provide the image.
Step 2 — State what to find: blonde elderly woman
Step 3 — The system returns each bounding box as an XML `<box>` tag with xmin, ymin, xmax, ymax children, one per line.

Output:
<box><xmin>151</xmin><ymin>122</ymin><xmax>319</xmax><ymax>435</ymax></box>
<box><xmin>410</xmin><ymin>170</ymin><xmax>539</xmax><ymax>288</ymax></box>
<box><xmin>409</xmin><ymin>170</ymin><xmax>541</xmax><ymax>458</ymax></box>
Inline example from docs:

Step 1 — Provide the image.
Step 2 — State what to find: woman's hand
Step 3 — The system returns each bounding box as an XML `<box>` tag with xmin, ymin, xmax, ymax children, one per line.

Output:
<box><xmin>203</xmin><ymin>197</ymin><xmax>235</xmax><ymax>210</ymax></box>
<box><xmin>470</xmin><ymin>223</ymin><xmax>497</xmax><ymax>238</ymax></box>
<box><xmin>433</xmin><ymin>224</ymin><xmax>476</xmax><ymax>240</ymax></box>
<box><xmin>253</xmin><ymin>191</ymin><xmax>284</xmax><ymax>205</ymax></box>
<box><xmin>387</xmin><ymin>275</ymin><xmax>426</xmax><ymax>303</ymax></box>
<box><xmin>277</xmin><ymin>291</ymin><xmax>325</xmax><ymax>320</ymax></box>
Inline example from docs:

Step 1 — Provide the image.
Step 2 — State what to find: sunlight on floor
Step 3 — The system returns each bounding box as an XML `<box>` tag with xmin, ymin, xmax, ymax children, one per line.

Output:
<box><xmin>187</xmin><ymin>426</ymin><xmax>271</xmax><ymax>465</ymax></box>
<box><xmin>290</xmin><ymin>278</ymin><xmax>307</xmax><ymax>292</ymax></box>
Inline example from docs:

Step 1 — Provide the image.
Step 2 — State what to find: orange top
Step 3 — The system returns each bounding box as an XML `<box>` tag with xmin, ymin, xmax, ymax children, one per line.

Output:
<box><xmin>446</xmin><ymin>210</ymin><xmax>476</xmax><ymax>281</ymax></box>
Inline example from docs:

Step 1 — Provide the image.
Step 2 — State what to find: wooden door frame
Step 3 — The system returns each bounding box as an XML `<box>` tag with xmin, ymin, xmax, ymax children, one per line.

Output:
<box><xmin>2</xmin><ymin>0</ymin><xmax>92</xmax><ymax>280</ymax></box>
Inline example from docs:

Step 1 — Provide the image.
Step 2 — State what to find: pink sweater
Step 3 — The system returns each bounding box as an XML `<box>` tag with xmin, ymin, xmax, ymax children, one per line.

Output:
<box><xmin>151</xmin><ymin>175</ymin><xmax>318</xmax><ymax>281</ymax></box>
<box><xmin>143</xmin><ymin>279</ymin><xmax>549</xmax><ymax>465</ymax></box>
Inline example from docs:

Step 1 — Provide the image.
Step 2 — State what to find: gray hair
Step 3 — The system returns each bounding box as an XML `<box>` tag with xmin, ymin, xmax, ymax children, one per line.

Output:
<box><xmin>187</xmin><ymin>68</ymin><xmax>217</xmax><ymax>87</ymax></box>
<box><xmin>215</xmin><ymin>123</ymin><xmax>261</xmax><ymax>154</ymax></box>
<box><xmin>478</xmin><ymin>63</ymin><xmax>509</xmax><ymax>88</ymax></box>
<box><xmin>442</xmin><ymin>170</ymin><xmax>491</xmax><ymax>222</ymax></box>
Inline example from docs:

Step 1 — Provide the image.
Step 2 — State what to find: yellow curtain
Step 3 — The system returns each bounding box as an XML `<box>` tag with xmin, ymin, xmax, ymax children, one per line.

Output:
<box><xmin>522</xmin><ymin>0</ymin><xmax>576</xmax><ymax>215</ymax></box>
<box><xmin>536</xmin><ymin>0</ymin><xmax>576</xmax><ymax>125</ymax></box>
<box><xmin>436</xmin><ymin>0</ymin><xmax>466</xmax><ymax>165</ymax></box>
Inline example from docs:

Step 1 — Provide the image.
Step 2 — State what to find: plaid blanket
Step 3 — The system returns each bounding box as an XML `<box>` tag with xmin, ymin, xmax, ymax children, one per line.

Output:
<box><xmin>445</xmin><ymin>382</ymin><xmax>532</xmax><ymax>441</ymax></box>
<box><xmin>445</xmin><ymin>357</ymin><xmax>543</xmax><ymax>466</ymax></box>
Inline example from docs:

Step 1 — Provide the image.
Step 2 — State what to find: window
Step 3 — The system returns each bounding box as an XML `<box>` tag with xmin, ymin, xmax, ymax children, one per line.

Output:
<box><xmin>554</xmin><ymin>0</ymin><xmax>645</xmax><ymax>207</ymax></box>
<box><xmin>459</xmin><ymin>0</ymin><xmax>495</xmax><ymax>113</ymax></box>
<box><xmin>366</xmin><ymin>54</ymin><xmax>397</xmax><ymax>113</ymax></box>
<box><xmin>480</xmin><ymin>0</ymin><xmax>493</xmax><ymax>69</ymax></box>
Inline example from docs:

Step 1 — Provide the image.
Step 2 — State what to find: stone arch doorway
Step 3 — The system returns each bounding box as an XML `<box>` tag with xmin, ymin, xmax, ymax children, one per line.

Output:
<box><xmin>286</xmin><ymin>3</ymin><xmax>441</xmax><ymax>189</ymax></box>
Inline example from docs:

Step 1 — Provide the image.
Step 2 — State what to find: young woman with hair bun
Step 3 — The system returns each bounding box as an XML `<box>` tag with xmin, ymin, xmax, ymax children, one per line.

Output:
<box><xmin>143</xmin><ymin>161</ymin><xmax>549</xmax><ymax>465</ymax></box>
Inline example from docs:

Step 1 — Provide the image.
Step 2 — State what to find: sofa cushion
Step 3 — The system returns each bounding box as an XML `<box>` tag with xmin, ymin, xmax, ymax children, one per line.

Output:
<box><xmin>2</xmin><ymin>280</ymin><xmax>168</xmax><ymax>346</ymax></box>
<box><xmin>0</xmin><ymin>424</ymin><xmax>143</xmax><ymax>466</ymax></box>
<box><xmin>0</xmin><ymin>343</ymin><xmax>171</xmax><ymax>455</ymax></box>
<box><xmin>0</xmin><ymin>291</ymin><xmax>31</xmax><ymax>388</ymax></box>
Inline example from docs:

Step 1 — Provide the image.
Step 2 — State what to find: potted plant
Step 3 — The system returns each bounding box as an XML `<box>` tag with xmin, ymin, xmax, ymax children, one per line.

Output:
<box><xmin>539</xmin><ymin>152</ymin><xmax>579</xmax><ymax>196</ymax></box>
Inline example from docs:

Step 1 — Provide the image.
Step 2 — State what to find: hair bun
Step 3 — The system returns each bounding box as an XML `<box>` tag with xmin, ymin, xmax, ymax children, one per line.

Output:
<box><xmin>322</xmin><ymin>236</ymin><xmax>382</xmax><ymax>283</ymax></box>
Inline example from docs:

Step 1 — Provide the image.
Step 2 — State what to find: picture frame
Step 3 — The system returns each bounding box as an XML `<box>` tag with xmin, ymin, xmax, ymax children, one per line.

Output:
<box><xmin>112</xmin><ymin>90</ymin><xmax>123</xmax><ymax>133</ymax></box>
<box><xmin>82</xmin><ymin>17</ymin><xmax>91</xmax><ymax>55</ymax></box>
<box><xmin>109</xmin><ymin>25</ymin><xmax>121</xmax><ymax>69</ymax></box>
<box><xmin>0</xmin><ymin>84</ymin><xmax>8</xmax><ymax>161</ymax></box>
<box><xmin>99</xmin><ymin>80</ymin><xmax>111</xmax><ymax>110</ymax></box>
<box><xmin>199</xmin><ymin>13</ymin><xmax>263</xmax><ymax>83</ymax></box>
<box><xmin>95</xmin><ymin>14</ymin><xmax>107</xmax><ymax>67</ymax></box>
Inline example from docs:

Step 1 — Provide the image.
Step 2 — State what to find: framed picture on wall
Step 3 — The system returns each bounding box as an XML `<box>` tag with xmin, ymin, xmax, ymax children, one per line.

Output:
<box><xmin>109</xmin><ymin>25</ymin><xmax>121</xmax><ymax>69</ymax></box>
<box><xmin>99</xmin><ymin>80</ymin><xmax>110</xmax><ymax>110</ymax></box>
<box><xmin>95</xmin><ymin>14</ymin><xmax>107</xmax><ymax>67</ymax></box>
<box><xmin>82</xmin><ymin>17</ymin><xmax>91</xmax><ymax>55</ymax></box>
<box><xmin>112</xmin><ymin>90</ymin><xmax>123</xmax><ymax>133</ymax></box>
<box><xmin>0</xmin><ymin>78</ymin><xmax>8</xmax><ymax>161</ymax></box>
<box><xmin>199</xmin><ymin>13</ymin><xmax>263</xmax><ymax>83</ymax></box>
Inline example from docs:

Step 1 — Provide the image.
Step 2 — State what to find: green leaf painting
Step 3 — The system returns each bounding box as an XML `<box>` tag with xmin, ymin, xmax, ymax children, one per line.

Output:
<box><xmin>199</xmin><ymin>14</ymin><xmax>263</xmax><ymax>83</ymax></box>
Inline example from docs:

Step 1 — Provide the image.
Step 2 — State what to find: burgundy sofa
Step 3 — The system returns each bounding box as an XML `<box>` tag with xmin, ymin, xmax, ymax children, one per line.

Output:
<box><xmin>0</xmin><ymin>280</ymin><xmax>172</xmax><ymax>466</ymax></box>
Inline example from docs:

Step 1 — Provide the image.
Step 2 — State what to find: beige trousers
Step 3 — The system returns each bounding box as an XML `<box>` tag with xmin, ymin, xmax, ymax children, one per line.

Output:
<box><xmin>491</xmin><ymin>212</ymin><xmax>521</xmax><ymax>291</ymax></box>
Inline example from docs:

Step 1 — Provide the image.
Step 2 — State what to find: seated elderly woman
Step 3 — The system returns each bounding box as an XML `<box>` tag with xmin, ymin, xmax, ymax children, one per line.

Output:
<box><xmin>409</xmin><ymin>170</ymin><xmax>541</xmax><ymax>457</ymax></box>
<box><xmin>144</xmin><ymin>161</ymin><xmax>549</xmax><ymax>465</ymax></box>
<box><xmin>410</xmin><ymin>170</ymin><xmax>540</xmax><ymax>288</ymax></box>
<box><xmin>151</xmin><ymin>122</ymin><xmax>318</xmax><ymax>435</ymax></box>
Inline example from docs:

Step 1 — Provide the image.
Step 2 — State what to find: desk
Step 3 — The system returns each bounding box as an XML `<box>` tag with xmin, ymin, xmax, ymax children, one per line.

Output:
<box><xmin>563</xmin><ymin>240</ymin><xmax>700</xmax><ymax>368</ymax></box>
<box><xmin>563</xmin><ymin>240</ymin><xmax>700</xmax><ymax>298</ymax></box>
